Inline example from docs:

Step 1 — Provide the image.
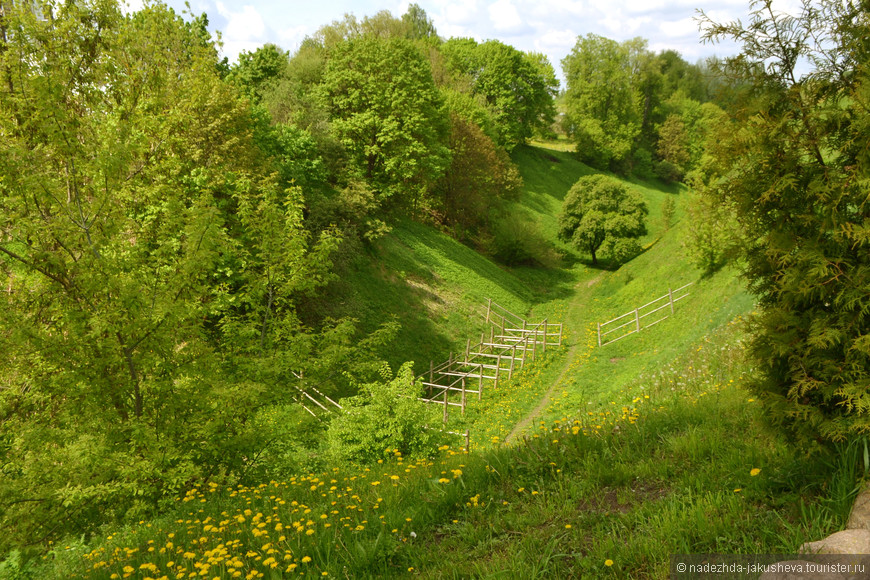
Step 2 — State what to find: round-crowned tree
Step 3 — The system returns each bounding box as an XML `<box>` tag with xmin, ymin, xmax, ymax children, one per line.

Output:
<box><xmin>557</xmin><ymin>175</ymin><xmax>648</xmax><ymax>265</ymax></box>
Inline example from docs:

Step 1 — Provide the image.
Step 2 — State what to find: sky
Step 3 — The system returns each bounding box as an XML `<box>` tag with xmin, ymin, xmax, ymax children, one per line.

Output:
<box><xmin>122</xmin><ymin>0</ymin><xmax>804</xmax><ymax>84</ymax></box>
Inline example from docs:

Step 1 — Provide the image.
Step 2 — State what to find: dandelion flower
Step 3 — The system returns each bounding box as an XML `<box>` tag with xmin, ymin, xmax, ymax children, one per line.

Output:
<box><xmin>605</xmin><ymin>559</ymin><xmax>614</xmax><ymax>567</ymax></box>
<box><xmin>301</xmin><ymin>556</ymin><xmax>312</xmax><ymax>564</ymax></box>
<box><xmin>750</xmin><ymin>468</ymin><xmax>761</xmax><ymax>476</ymax></box>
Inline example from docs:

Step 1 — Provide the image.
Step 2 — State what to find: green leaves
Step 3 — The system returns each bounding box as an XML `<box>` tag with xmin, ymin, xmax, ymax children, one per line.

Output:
<box><xmin>698</xmin><ymin>0</ymin><xmax>870</xmax><ymax>448</ymax></box>
<box><xmin>441</xmin><ymin>39</ymin><xmax>558</xmax><ymax>149</ymax></box>
<box><xmin>0</xmin><ymin>0</ymin><xmax>340</xmax><ymax>550</ymax></box>
<box><xmin>321</xmin><ymin>36</ymin><xmax>450</xmax><ymax>210</ymax></box>
<box><xmin>327</xmin><ymin>363</ymin><xmax>443</xmax><ymax>464</ymax></box>
<box><xmin>557</xmin><ymin>175</ymin><xmax>648</xmax><ymax>266</ymax></box>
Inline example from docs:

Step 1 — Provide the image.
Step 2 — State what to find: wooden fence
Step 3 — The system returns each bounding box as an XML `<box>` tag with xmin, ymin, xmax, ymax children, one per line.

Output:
<box><xmin>290</xmin><ymin>371</ymin><xmax>344</xmax><ymax>420</ymax></box>
<box><xmin>417</xmin><ymin>299</ymin><xmax>563</xmax><ymax>422</ymax></box>
<box><xmin>596</xmin><ymin>283</ymin><xmax>692</xmax><ymax>347</ymax></box>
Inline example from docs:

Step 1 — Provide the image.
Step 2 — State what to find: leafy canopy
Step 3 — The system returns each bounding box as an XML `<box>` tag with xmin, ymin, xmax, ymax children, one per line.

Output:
<box><xmin>557</xmin><ymin>175</ymin><xmax>648</xmax><ymax>265</ymax></box>
<box><xmin>321</xmin><ymin>35</ymin><xmax>450</xmax><ymax>211</ymax></box>
<box><xmin>698</xmin><ymin>0</ymin><xmax>870</xmax><ymax>447</ymax></box>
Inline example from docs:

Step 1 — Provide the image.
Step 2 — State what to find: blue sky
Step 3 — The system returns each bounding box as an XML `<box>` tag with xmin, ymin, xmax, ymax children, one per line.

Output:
<box><xmin>124</xmin><ymin>0</ymin><xmax>803</xmax><ymax>84</ymax></box>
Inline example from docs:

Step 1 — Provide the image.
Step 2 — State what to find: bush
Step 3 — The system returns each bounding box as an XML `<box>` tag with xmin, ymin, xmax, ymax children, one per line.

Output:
<box><xmin>654</xmin><ymin>160</ymin><xmax>684</xmax><ymax>183</ymax></box>
<box><xmin>489</xmin><ymin>215</ymin><xmax>561</xmax><ymax>268</ymax></box>
<box><xmin>327</xmin><ymin>363</ymin><xmax>446</xmax><ymax>463</ymax></box>
<box><xmin>557</xmin><ymin>174</ymin><xmax>647</xmax><ymax>265</ymax></box>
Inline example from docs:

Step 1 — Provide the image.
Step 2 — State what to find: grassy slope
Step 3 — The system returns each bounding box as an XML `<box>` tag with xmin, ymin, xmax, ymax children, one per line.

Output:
<box><xmin>32</xmin><ymin>144</ymin><xmax>857</xmax><ymax>579</ymax></box>
<box><xmin>313</xmin><ymin>219</ymin><xmax>537</xmax><ymax>374</ymax></box>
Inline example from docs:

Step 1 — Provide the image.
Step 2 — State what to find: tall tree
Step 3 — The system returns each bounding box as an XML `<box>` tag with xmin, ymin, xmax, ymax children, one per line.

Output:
<box><xmin>441</xmin><ymin>38</ymin><xmax>558</xmax><ymax>148</ymax></box>
<box><xmin>0</xmin><ymin>0</ymin><xmax>333</xmax><ymax>547</ymax></box>
<box><xmin>434</xmin><ymin>112</ymin><xmax>522</xmax><ymax>240</ymax></box>
<box><xmin>321</xmin><ymin>35</ymin><xmax>450</xmax><ymax>212</ymax></box>
<box><xmin>698</xmin><ymin>0</ymin><xmax>870</xmax><ymax>447</ymax></box>
<box><xmin>561</xmin><ymin>34</ymin><xmax>641</xmax><ymax>170</ymax></box>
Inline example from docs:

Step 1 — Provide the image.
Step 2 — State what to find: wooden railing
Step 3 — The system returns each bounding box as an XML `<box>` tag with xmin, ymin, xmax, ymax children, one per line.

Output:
<box><xmin>596</xmin><ymin>283</ymin><xmax>692</xmax><ymax>347</ymax></box>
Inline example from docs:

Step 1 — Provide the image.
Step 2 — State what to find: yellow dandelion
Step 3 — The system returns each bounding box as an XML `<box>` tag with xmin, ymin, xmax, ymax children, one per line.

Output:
<box><xmin>605</xmin><ymin>559</ymin><xmax>614</xmax><ymax>567</ymax></box>
<box><xmin>750</xmin><ymin>468</ymin><xmax>761</xmax><ymax>476</ymax></box>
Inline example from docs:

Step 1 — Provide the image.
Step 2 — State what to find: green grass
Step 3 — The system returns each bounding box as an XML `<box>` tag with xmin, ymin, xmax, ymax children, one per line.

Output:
<box><xmin>12</xmin><ymin>143</ymin><xmax>863</xmax><ymax>579</ymax></box>
<box><xmin>33</xmin><ymin>323</ymin><xmax>858</xmax><ymax>579</ymax></box>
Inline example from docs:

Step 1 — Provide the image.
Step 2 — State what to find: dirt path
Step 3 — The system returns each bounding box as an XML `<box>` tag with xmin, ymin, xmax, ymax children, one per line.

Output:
<box><xmin>504</xmin><ymin>272</ymin><xmax>605</xmax><ymax>445</ymax></box>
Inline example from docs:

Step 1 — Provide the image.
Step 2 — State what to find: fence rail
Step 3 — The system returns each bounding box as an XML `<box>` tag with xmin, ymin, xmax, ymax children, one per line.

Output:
<box><xmin>417</xmin><ymin>299</ymin><xmax>564</xmax><ymax>422</ymax></box>
<box><xmin>596</xmin><ymin>283</ymin><xmax>692</xmax><ymax>347</ymax></box>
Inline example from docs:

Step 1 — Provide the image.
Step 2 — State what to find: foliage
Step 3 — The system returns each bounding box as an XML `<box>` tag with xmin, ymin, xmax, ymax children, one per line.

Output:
<box><xmin>561</xmin><ymin>34</ymin><xmax>641</xmax><ymax>170</ymax></box>
<box><xmin>227</xmin><ymin>43</ymin><xmax>289</xmax><ymax>104</ymax></box>
<box><xmin>441</xmin><ymin>39</ymin><xmax>558</xmax><ymax>149</ymax></box>
<box><xmin>698</xmin><ymin>0</ymin><xmax>870</xmax><ymax>446</ymax></box>
<box><xmin>0</xmin><ymin>0</ymin><xmax>340</xmax><ymax>550</ymax></box>
<box><xmin>320</xmin><ymin>35</ymin><xmax>450</xmax><ymax>212</ymax></box>
<box><xmin>434</xmin><ymin>113</ymin><xmax>522</xmax><ymax>241</ymax></box>
<box><xmin>684</xmin><ymin>189</ymin><xmax>740</xmax><ymax>275</ymax></box>
<box><xmin>327</xmin><ymin>363</ymin><xmax>443</xmax><ymax>463</ymax></box>
<box><xmin>490</xmin><ymin>214</ymin><xmax>561</xmax><ymax>268</ymax></box>
<box><xmin>557</xmin><ymin>175</ymin><xmax>648</xmax><ymax>265</ymax></box>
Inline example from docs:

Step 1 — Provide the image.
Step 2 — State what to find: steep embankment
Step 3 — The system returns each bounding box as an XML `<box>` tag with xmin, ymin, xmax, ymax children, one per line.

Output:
<box><xmin>427</xmin><ymin>143</ymin><xmax>754</xmax><ymax>447</ymax></box>
<box><xmin>41</xmin><ymin>143</ymin><xmax>853</xmax><ymax>580</ymax></box>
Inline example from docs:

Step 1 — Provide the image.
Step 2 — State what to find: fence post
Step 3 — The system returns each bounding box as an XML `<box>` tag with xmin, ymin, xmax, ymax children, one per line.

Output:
<box><xmin>597</xmin><ymin>322</ymin><xmax>602</xmax><ymax>347</ymax></box>
<box><xmin>522</xmin><ymin>335</ymin><xmax>528</xmax><ymax>367</ymax></box>
<box><xmin>461</xmin><ymin>377</ymin><xmax>466</xmax><ymax>415</ymax></box>
<box><xmin>533</xmin><ymin>332</ymin><xmax>538</xmax><ymax>360</ymax></box>
<box><xmin>495</xmin><ymin>353</ymin><xmax>502</xmax><ymax>388</ymax></box>
<box><xmin>443</xmin><ymin>389</ymin><xmax>448</xmax><ymax>423</ymax></box>
<box><xmin>478</xmin><ymin>369</ymin><xmax>483</xmax><ymax>401</ymax></box>
<box><xmin>486</xmin><ymin>298</ymin><xmax>492</xmax><ymax>324</ymax></box>
<box><xmin>669</xmin><ymin>286</ymin><xmax>675</xmax><ymax>315</ymax></box>
<box><xmin>489</xmin><ymin>327</ymin><xmax>494</xmax><ymax>346</ymax></box>
<box><xmin>635</xmin><ymin>308</ymin><xmax>640</xmax><ymax>333</ymax></box>
<box><xmin>542</xmin><ymin>319</ymin><xmax>548</xmax><ymax>354</ymax></box>
<box><xmin>509</xmin><ymin>344</ymin><xmax>516</xmax><ymax>379</ymax></box>
<box><xmin>464</xmin><ymin>429</ymin><xmax>470</xmax><ymax>453</ymax></box>
<box><xmin>465</xmin><ymin>338</ymin><xmax>470</xmax><ymax>362</ymax></box>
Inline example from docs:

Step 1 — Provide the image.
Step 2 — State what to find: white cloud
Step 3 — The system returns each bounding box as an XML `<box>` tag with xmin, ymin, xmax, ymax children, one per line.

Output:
<box><xmin>488</xmin><ymin>0</ymin><xmax>527</xmax><ymax>34</ymax></box>
<box><xmin>534</xmin><ymin>29</ymin><xmax>577</xmax><ymax>54</ymax></box>
<box><xmin>216</xmin><ymin>3</ymin><xmax>266</xmax><ymax>41</ymax></box>
<box><xmin>278</xmin><ymin>24</ymin><xmax>309</xmax><ymax>51</ymax></box>
<box><xmin>659</xmin><ymin>17</ymin><xmax>698</xmax><ymax>39</ymax></box>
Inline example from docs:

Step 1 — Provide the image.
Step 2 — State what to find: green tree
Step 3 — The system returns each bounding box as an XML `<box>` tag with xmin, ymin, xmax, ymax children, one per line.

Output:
<box><xmin>321</xmin><ymin>35</ymin><xmax>450</xmax><ymax>211</ymax></box>
<box><xmin>228</xmin><ymin>43</ymin><xmax>289</xmax><ymax>103</ymax></box>
<box><xmin>434</xmin><ymin>112</ymin><xmax>522</xmax><ymax>240</ymax></box>
<box><xmin>402</xmin><ymin>3</ymin><xmax>439</xmax><ymax>42</ymax></box>
<box><xmin>698</xmin><ymin>0</ymin><xmax>870</xmax><ymax>446</ymax></box>
<box><xmin>557</xmin><ymin>175</ymin><xmax>647</xmax><ymax>265</ymax></box>
<box><xmin>441</xmin><ymin>39</ymin><xmax>558</xmax><ymax>148</ymax></box>
<box><xmin>561</xmin><ymin>34</ymin><xmax>641</xmax><ymax>170</ymax></box>
<box><xmin>0</xmin><ymin>0</ymin><xmax>335</xmax><ymax>548</ymax></box>
<box><xmin>656</xmin><ymin>114</ymin><xmax>690</xmax><ymax>180</ymax></box>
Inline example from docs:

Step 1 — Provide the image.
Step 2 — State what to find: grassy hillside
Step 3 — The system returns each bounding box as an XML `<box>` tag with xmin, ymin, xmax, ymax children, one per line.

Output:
<box><xmin>20</xmin><ymin>144</ymin><xmax>859</xmax><ymax>579</ymax></box>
